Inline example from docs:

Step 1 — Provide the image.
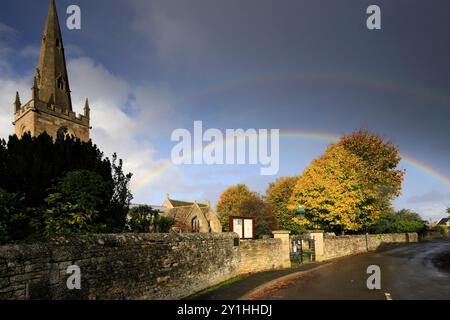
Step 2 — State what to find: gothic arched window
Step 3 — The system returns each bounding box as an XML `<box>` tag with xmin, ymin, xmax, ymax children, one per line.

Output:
<box><xmin>191</xmin><ymin>217</ymin><xmax>200</xmax><ymax>233</ymax></box>
<box><xmin>57</xmin><ymin>126</ymin><xmax>68</xmax><ymax>141</ymax></box>
<box><xmin>57</xmin><ymin>76</ymin><xmax>65</xmax><ymax>90</ymax></box>
<box><xmin>57</xmin><ymin>126</ymin><xmax>75</xmax><ymax>141</ymax></box>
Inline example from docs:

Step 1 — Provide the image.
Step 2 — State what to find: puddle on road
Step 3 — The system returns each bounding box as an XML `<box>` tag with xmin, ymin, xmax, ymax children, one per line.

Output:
<box><xmin>432</xmin><ymin>251</ymin><xmax>450</xmax><ymax>273</ymax></box>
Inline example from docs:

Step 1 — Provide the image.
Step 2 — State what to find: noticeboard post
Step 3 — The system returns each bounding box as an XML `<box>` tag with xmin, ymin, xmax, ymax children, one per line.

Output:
<box><xmin>229</xmin><ymin>216</ymin><xmax>255</xmax><ymax>240</ymax></box>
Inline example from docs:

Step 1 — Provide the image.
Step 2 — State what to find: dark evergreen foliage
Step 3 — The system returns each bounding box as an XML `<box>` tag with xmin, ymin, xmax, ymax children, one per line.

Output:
<box><xmin>0</xmin><ymin>133</ymin><xmax>133</xmax><ymax>243</ymax></box>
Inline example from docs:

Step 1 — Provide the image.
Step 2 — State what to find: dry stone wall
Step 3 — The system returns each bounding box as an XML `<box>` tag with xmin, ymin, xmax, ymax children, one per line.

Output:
<box><xmin>0</xmin><ymin>233</ymin><xmax>290</xmax><ymax>300</ymax></box>
<box><xmin>323</xmin><ymin>233</ymin><xmax>418</xmax><ymax>260</ymax></box>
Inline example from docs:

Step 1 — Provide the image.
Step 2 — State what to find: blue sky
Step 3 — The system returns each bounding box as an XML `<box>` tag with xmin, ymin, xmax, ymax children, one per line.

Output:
<box><xmin>1</xmin><ymin>0</ymin><xmax>450</xmax><ymax>221</ymax></box>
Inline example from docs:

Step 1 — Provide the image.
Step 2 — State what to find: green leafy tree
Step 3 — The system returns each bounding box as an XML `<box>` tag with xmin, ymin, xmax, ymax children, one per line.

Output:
<box><xmin>105</xmin><ymin>154</ymin><xmax>133</xmax><ymax>231</ymax></box>
<box><xmin>43</xmin><ymin>170</ymin><xmax>109</xmax><ymax>235</ymax></box>
<box><xmin>128</xmin><ymin>205</ymin><xmax>160</xmax><ymax>233</ymax></box>
<box><xmin>0</xmin><ymin>134</ymin><xmax>133</xmax><ymax>241</ymax></box>
<box><xmin>217</xmin><ymin>184</ymin><xmax>277</xmax><ymax>238</ymax></box>
<box><xmin>368</xmin><ymin>209</ymin><xmax>426</xmax><ymax>234</ymax></box>
<box><xmin>128</xmin><ymin>206</ymin><xmax>175</xmax><ymax>233</ymax></box>
<box><xmin>265</xmin><ymin>177</ymin><xmax>304</xmax><ymax>234</ymax></box>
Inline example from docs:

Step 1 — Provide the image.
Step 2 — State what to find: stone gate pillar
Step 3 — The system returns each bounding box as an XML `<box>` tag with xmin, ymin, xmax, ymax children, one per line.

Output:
<box><xmin>272</xmin><ymin>230</ymin><xmax>291</xmax><ymax>268</ymax></box>
<box><xmin>306</xmin><ymin>230</ymin><xmax>324</xmax><ymax>262</ymax></box>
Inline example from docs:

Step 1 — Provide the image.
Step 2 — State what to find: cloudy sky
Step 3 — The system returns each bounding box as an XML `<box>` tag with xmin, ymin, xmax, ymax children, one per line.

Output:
<box><xmin>1</xmin><ymin>0</ymin><xmax>449</xmax><ymax>221</ymax></box>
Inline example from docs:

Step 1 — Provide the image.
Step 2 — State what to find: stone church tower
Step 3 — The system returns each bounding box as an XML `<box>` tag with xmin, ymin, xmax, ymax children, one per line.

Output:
<box><xmin>13</xmin><ymin>0</ymin><xmax>90</xmax><ymax>142</ymax></box>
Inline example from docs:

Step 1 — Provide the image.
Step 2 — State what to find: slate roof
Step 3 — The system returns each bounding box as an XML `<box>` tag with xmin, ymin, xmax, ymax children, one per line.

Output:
<box><xmin>438</xmin><ymin>218</ymin><xmax>449</xmax><ymax>225</ymax></box>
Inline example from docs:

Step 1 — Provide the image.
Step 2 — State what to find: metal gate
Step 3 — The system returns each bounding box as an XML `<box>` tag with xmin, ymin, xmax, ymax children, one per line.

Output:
<box><xmin>290</xmin><ymin>235</ymin><xmax>315</xmax><ymax>266</ymax></box>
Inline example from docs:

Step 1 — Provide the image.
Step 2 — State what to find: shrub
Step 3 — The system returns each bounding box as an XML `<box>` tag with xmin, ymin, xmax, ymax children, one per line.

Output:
<box><xmin>128</xmin><ymin>206</ymin><xmax>175</xmax><ymax>233</ymax></box>
<box><xmin>437</xmin><ymin>226</ymin><xmax>449</xmax><ymax>237</ymax></box>
<box><xmin>128</xmin><ymin>205</ymin><xmax>159</xmax><ymax>233</ymax></box>
<box><xmin>43</xmin><ymin>198</ymin><xmax>98</xmax><ymax>236</ymax></box>
<box><xmin>368</xmin><ymin>209</ymin><xmax>426</xmax><ymax>234</ymax></box>
<box><xmin>0</xmin><ymin>189</ymin><xmax>40</xmax><ymax>243</ymax></box>
<box><xmin>43</xmin><ymin>170</ymin><xmax>110</xmax><ymax>236</ymax></box>
<box><xmin>156</xmin><ymin>216</ymin><xmax>175</xmax><ymax>233</ymax></box>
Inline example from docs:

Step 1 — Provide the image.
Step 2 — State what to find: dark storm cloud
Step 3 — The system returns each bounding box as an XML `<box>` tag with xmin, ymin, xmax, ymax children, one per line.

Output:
<box><xmin>123</xmin><ymin>0</ymin><xmax>450</xmax><ymax>160</ymax></box>
<box><xmin>409</xmin><ymin>191</ymin><xmax>450</xmax><ymax>204</ymax></box>
<box><xmin>1</xmin><ymin>0</ymin><xmax>449</xmax><ymax>211</ymax></box>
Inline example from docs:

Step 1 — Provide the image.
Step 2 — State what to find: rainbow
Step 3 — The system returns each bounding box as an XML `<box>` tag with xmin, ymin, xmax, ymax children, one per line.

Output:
<box><xmin>132</xmin><ymin>72</ymin><xmax>450</xmax><ymax>192</ymax></box>
<box><xmin>180</xmin><ymin>72</ymin><xmax>450</xmax><ymax>108</ymax></box>
<box><xmin>130</xmin><ymin>130</ymin><xmax>450</xmax><ymax>192</ymax></box>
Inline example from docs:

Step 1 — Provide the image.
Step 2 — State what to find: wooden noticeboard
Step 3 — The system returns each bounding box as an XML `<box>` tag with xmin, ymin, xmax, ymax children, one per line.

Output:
<box><xmin>229</xmin><ymin>216</ymin><xmax>255</xmax><ymax>240</ymax></box>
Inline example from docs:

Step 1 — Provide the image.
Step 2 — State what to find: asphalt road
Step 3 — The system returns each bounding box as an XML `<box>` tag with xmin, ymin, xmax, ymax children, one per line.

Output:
<box><xmin>255</xmin><ymin>239</ymin><xmax>450</xmax><ymax>300</ymax></box>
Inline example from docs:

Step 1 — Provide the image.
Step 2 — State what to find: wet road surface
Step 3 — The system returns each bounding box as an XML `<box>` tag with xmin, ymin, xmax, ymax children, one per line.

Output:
<box><xmin>255</xmin><ymin>239</ymin><xmax>450</xmax><ymax>300</ymax></box>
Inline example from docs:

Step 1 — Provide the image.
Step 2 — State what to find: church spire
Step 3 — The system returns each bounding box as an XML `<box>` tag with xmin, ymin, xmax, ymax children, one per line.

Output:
<box><xmin>32</xmin><ymin>74</ymin><xmax>40</xmax><ymax>100</ymax></box>
<box><xmin>36</xmin><ymin>0</ymin><xmax>72</xmax><ymax>111</ymax></box>
<box><xmin>84</xmin><ymin>98</ymin><xmax>90</xmax><ymax>118</ymax></box>
<box><xmin>14</xmin><ymin>92</ymin><xmax>21</xmax><ymax>113</ymax></box>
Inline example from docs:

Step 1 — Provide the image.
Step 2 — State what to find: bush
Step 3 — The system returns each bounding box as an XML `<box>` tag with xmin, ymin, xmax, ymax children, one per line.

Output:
<box><xmin>128</xmin><ymin>205</ymin><xmax>160</xmax><ymax>233</ymax></box>
<box><xmin>128</xmin><ymin>206</ymin><xmax>175</xmax><ymax>233</ymax></box>
<box><xmin>43</xmin><ymin>170</ymin><xmax>110</xmax><ymax>236</ymax></box>
<box><xmin>0</xmin><ymin>189</ymin><xmax>40</xmax><ymax>243</ymax></box>
<box><xmin>368</xmin><ymin>209</ymin><xmax>426</xmax><ymax>234</ymax></box>
<box><xmin>156</xmin><ymin>216</ymin><xmax>175</xmax><ymax>233</ymax></box>
<box><xmin>437</xmin><ymin>226</ymin><xmax>449</xmax><ymax>237</ymax></box>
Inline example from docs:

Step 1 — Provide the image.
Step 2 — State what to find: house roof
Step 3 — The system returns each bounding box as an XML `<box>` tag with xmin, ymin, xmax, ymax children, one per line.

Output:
<box><xmin>438</xmin><ymin>218</ymin><xmax>449</xmax><ymax>225</ymax></box>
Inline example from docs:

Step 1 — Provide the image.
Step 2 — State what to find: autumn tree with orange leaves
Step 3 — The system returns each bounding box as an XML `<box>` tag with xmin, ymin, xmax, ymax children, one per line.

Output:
<box><xmin>217</xmin><ymin>184</ymin><xmax>277</xmax><ymax>238</ymax></box>
<box><xmin>339</xmin><ymin>129</ymin><xmax>404</xmax><ymax>213</ymax></box>
<box><xmin>291</xmin><ymin>130</ymin><xmax>404</xmax><ymax>234</ymax></box>
<box><xmin>265</xmin><ymin>177</ymin><xmax>303</xmax><ymax>234</ymax></box>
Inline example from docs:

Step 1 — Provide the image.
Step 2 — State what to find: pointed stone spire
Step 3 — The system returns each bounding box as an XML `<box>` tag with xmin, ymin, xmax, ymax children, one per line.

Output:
<box><xmin>36</xmin><ymin>0</ymin><xmax>72</xmax><ymax>111</ymax></box>
<box><xmin>32</xmin><ymin>75</ymin><xmax>40</xmax><ymax>100</ymax></box>
<box><xmin>84</xmin><ymin>98</ymin><xmax>90</xmax><ymax>118</ymax></box>
<box><xmin>14</xmin><ymin>92</ymin><xmax>21</xmax><ymax>113</ymax></box>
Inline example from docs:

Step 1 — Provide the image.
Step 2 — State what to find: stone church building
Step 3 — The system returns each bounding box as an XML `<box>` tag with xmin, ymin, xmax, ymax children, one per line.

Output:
<box><xmin>11</xmin><ymin>1</ymin><xmax>223</xmax><ymax>235</ymax></box>
<box><xmin>131</xmin><ymin>196</ymin><xmax>222</xmax><ymax>233</ymax></box>
<box><xmin>162</xmin><ymin>196</ymin><xmax>223</xmax><ymax>233</ymax></box>
<box><xmin>13</xmin><ymin>0</ymin><xmax>91</xmax><ymax>142</ymax></box>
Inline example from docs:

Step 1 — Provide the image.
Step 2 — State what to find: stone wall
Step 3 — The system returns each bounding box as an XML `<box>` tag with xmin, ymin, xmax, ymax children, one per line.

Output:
<box><xmin>0</xmin><ymin>232</ymin><xmax>291</xmax><ymax>300</ymax></box>
<box><xmin>239</xmin><ymin>239</ymin><xmax>291</xmax><ymax>274</ymax></box>
<box><xmin>323</xmin><ymin>233</ymin><xmax>418</xmax><ymax>260</ymax></box>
